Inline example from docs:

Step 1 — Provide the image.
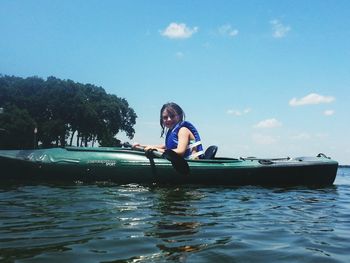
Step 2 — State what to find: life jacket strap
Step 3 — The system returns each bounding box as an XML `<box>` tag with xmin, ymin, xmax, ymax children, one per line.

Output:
<box><xmin>187</xmin><ymin>140</ymin><xmax>202</xmax><ymax>150</ymax></box>
<box><xmin>188</xmin><ymin>150</ymin><xmax>205</xmax><ymax>159</ymax></box>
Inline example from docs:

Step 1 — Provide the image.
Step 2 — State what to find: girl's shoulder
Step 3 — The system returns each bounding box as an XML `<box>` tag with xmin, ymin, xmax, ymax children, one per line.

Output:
<box><xmin>178</xmin><ymin>126</ymin><xmax>191</xmax><ymax>135</ymax></box>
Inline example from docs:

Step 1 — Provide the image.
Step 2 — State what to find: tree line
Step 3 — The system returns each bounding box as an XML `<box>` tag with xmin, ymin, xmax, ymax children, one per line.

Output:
<box><xmin>0</xmin><ymin>75</ymin><xmax>137</xmax><ymax>149</ymax></box>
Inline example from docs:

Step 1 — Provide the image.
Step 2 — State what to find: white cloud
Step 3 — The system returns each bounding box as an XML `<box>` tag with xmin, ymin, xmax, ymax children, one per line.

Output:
<box><xmin>254</xmin><ymin>118</ymin><xmax>282</xmax><ymax>128</ymax></box>
<box><xmin>227</xmin><ymin>108</ymin><xmax>251</xmax><ymax>116</ymax></box>
<box><xmin>161</xmin><ymin>22</ymin><xmax>198</xmax><ymax>39</ymax></box>
<box><xmin>315</xmin><ymin>133</ymin><xmax>329</xmax><ymax>139</ymax></box>
<box><xmin>289</xmin><ymin>93</ymin><xmax>335</xmax><ymax>106</ymax></box>
<box><xmin>218</xmin><ymin>24</ymin><xmax>239</xmax><ymax>37</ymax></box>
<box><xmin>270</xmin><ymin>19</ymin><xmax>291</xmax><ymax>38</ymax></box>
<box><xmin>252</xmin><ymin>134</ymin><xmax>278</xmax><ymax>145</ymax></box>
<box><xmin>175</xmin><ymin>51</ymin><xmax>184</xmax><ymax>59</ymax></box>
<box><xmin>324</xmin><ymin>109</ymin><xmax>335</xmax><ymax>116</ymax></box>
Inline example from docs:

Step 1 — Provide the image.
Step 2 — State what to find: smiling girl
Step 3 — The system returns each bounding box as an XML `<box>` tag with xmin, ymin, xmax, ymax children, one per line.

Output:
<box><xmin>133</xmin><ymin>102</ymin><xmax>204</xmax><ymax>159</ymax></box>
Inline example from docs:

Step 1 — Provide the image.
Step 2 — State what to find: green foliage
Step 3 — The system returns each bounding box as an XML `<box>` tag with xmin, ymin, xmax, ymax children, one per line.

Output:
<box><xmin>0</xmin><ymin>74</ymin><xmax>137</xmax><ymax>149</ymax></box>
<box><xmin>0</xmin><ymin>105</ymin><xmax>36</xmax><ymax>149</ymax></box>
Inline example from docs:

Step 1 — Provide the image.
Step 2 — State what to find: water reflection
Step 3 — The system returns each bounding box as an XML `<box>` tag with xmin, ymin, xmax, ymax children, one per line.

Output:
<box><xmin>146</xmin><ymin>187</ymin><xmax>206</xmax><ymax>260</ymax></box>
<box><xmin>1</xmin><ymin>174</ymin><xmax>349</xmax><ymax>262</ymax></box>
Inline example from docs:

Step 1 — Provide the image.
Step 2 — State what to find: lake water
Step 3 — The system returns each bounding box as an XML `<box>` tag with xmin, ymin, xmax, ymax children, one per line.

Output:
<box><xmin>1</xmin><ymin>167</ymin><xmax>349</xmax><ymax>262</ymax></box>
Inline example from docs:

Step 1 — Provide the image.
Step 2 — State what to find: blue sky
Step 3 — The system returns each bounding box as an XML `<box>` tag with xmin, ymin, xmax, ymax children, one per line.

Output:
<box><xmin>1</xmin><ymin>0</ymin><xmax>349</xmax><ymax>164</ymax></box>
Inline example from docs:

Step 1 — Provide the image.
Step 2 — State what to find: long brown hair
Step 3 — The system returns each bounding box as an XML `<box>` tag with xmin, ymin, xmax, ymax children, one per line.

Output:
<box><xmin>160</xmin><ymin>102</ymin><xmax>185</xmax><ymax>137</ymax></box>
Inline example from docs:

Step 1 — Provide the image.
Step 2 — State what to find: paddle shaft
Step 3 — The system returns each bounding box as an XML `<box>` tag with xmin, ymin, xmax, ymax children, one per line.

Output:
<box><xmin>132</xmin><ymin>145</ymin><xmax>189</xmax><ymax>175</ymax></box>
<box><xmin>133</xmin><ymin>146</ymin><xmax>162</xmax><ymax>157</ymax></box>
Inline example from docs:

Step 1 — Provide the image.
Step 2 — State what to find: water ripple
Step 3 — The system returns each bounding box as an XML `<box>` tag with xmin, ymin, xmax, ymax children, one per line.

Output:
<box><xmin>0</xmin><ymin>169</ymin><xmax>350</xmax><ymax>262</ymax></box>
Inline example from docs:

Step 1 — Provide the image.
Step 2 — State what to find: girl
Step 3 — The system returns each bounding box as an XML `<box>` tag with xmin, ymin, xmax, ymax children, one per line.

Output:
<box><xmin>134</xmin><ymin>102</ymin><xmax>204</xmax><ymax>159</ymax></box>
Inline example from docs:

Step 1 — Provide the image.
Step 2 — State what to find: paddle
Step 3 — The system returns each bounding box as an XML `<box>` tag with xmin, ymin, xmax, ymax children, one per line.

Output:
<box><xmin>123</xmin><ymin>143</ymin><xmax>189</xmax><ymax>175</ymax></box>
<box><xmin>162</xmin><ymin>149</ymin><xmax>190</xmax><ymax>175</ymax></box>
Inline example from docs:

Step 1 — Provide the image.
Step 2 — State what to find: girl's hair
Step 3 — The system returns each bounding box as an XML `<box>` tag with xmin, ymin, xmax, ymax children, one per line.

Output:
<box><xmin>160</xmin><ymin>102</ymin><xmax>185</xmax><ymax>137</ymax></box>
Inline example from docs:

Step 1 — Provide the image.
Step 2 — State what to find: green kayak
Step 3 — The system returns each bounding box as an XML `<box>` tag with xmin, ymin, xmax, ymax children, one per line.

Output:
<box><xmin>0</xmin><ymin>147</ymin><xmax>338</xmax><ymax>186</ymax></box>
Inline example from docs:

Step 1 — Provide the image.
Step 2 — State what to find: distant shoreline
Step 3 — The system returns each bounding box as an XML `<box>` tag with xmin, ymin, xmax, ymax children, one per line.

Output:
<box><xmin>339</xmin><ymin>165</ymin><xmax>350</xmax><ymax>168</ymax></box>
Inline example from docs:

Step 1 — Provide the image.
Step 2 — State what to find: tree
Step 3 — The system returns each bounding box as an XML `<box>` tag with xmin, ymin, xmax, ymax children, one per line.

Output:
<box><xmin>0</xmin><ymin>74</ymin><xmax>137</xmax><ymax>148</ymax></box>
<box><xmin>0</xmin><ymin>105</ymin><xmax>37</xmax><ymax>149</ymax></box>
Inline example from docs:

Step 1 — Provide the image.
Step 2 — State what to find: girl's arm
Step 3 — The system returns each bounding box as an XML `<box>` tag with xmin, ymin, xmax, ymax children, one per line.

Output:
<box><xmin>172</xmin><ymin>127</ymin><xmax>191</xmax><ymax>156</ymax></box>
<box><xmin>133</xmin><ymin>143</ymin><xmax>165</xmax><ymax>152</ymax></box>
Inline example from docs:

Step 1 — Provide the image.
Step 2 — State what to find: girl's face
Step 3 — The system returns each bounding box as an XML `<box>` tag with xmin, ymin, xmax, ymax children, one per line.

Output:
<box><xmin>162</xmin><ymin>109</ymin><xmax>180</xmax><ymax>129</ymax></box>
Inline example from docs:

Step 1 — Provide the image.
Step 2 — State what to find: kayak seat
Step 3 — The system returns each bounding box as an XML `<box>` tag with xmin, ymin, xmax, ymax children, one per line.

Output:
<box><xmin>203</xmin><ymin>145</ymin><xmax>218</xmax><ymax>159</ymax></box>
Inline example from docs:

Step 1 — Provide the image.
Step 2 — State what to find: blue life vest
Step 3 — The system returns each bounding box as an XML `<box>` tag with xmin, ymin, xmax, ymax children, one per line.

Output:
<box><xmin>165</xmin><ymin>121</ymin><xmax>204</xmax><ymax>159</ymax></box>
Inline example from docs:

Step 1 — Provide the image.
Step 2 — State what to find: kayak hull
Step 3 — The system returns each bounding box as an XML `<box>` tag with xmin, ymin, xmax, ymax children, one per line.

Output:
<box><xmin>0</xmin><ymin>147</ymin><xmax>338</xmax><ymax>186</ymax></box>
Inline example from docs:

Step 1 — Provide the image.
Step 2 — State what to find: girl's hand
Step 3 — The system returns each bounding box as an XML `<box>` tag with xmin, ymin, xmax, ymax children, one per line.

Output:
<box><xmin>144</xmin><ymin>145</ymin><xmax>153</xmax><ymax>151</ymax></box>
<box><xmin>132</xmin><ymin>143</ymin><xmax>142</xmax><ymax>149</ymax></box>
<box><xmin>133</xmin><ymin>144</ymin><xmax>154</xmax><ymax>151</ymax></box>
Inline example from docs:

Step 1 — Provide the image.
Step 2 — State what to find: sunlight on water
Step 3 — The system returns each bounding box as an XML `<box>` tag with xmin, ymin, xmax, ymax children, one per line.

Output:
<box><xmin>0</xmin><ymin>168</ymin><xmax>349</xmax><ymax>262</ymax></box>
